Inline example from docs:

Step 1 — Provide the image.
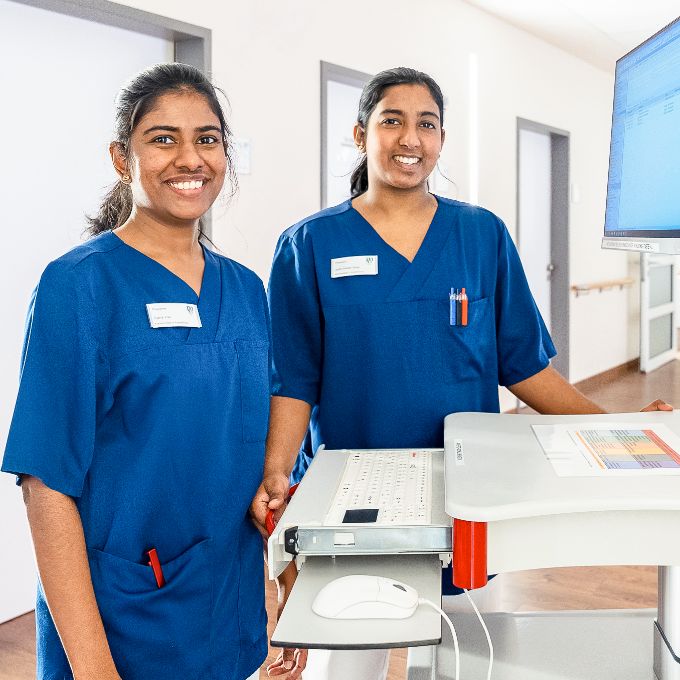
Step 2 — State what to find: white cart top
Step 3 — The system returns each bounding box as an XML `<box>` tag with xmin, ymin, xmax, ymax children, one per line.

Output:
<box><xmin>444</xmin><ymin>411</ymin><xmax>680</xmax><ymax>522</ymax></box>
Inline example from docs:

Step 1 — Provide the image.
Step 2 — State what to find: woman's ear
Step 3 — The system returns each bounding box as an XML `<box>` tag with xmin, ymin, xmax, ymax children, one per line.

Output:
<box><xmin>353</xmin><ymin>124</ymin><xmax>366</xmax><ymax>152</ymax></box>
<box><xmin>109</xmin><ymin>142</ymin><xmax>128</xmax><ymax>179</ymax></box>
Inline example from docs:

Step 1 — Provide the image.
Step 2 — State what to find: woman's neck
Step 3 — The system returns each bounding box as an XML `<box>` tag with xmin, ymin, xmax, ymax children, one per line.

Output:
<box><xmin>354</xmin><ymin>184</ymin><xmax>435</xmax><ymax>218</ymax></box>
<box><xmin>114</xmin><ymin>209</ymin><xmax>201</xmax><ymax>260</ymax></box>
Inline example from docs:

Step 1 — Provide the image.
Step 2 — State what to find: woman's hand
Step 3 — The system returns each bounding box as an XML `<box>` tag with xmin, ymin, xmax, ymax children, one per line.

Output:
<box><xmin>266</xmin><ymin>562</ymin><xmax>308</xmax><ymax>679</ymax></box>
<box><xmin>250</xmin><ymin>472</ymin><xmax>290</xmax><ymax>539</ymax></box>
<box><xmin>640</xmin><ymin>399</ymin><xmax>673</xmax><ymax>412</ymax></box>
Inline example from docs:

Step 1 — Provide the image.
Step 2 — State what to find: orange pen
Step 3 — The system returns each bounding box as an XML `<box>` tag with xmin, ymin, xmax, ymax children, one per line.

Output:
<box><xmin>461</xmin><ymin>288</ymin><xmax>468</xmax><ymax>326</ymax></box>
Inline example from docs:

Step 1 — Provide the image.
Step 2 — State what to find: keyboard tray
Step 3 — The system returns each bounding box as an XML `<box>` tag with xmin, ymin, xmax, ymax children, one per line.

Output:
<box><xmin>271</xmin><ymin>554</ymin><xmax>443</xmax><ymax>649</ymax></box>
<box><xmin>268</xmin><ymin>449</ymin><xmax>451</xmax><ymax>579</ymax></box>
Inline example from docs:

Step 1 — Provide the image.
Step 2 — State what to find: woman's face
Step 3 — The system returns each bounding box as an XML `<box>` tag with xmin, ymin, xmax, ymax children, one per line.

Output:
<box><xmin>355</xmin><ymin>83</ymin><xmax>444</xmax><ymax>193</ymax></box>
<box><xmin>115</xmin><ymin>90</ymin><xmax>227</xmax><ymax>227</ymax></box>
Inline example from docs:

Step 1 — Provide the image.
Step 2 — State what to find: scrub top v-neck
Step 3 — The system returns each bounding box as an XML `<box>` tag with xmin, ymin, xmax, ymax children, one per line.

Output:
<box><xmin>2</xmin><ymin>230</ymin><xmax>270</xmax><ymax>680</ymax></box>
<box><xmin>268</xmin><ymin>196</ymin><xmax>556</xmax><ymax>483</ymax></box>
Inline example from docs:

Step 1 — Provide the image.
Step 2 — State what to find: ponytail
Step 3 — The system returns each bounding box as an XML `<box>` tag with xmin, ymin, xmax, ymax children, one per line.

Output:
<box><xmin>87</xmin><ymin>177</ymin><xmax>133</xmax><ymax>235</ymax></box>
<box><xmin>350</xmin><ymin>156</ymin><xmax>369</xmax><ymax>198</ymax></box>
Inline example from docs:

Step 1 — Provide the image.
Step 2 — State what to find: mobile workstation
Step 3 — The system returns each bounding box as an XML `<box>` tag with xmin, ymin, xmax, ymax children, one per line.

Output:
<box><xmin>268</xmin><ymin>410</ymin><xmax>680</xmax><ymax>679</ymax></box>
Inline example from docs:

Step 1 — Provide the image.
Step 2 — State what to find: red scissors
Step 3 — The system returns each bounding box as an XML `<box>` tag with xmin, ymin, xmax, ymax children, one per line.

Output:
<box><xmin>264</xmin><ymin>483</ymin><xmax>299</xmax><ymax>535</ymax></box>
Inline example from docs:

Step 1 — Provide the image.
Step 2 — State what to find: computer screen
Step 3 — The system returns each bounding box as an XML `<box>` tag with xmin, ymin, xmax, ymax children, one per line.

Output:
<box><xmin>603</xmin><ymin>16</ymin><xmax>680</xmax><ymax>253</ymax></box>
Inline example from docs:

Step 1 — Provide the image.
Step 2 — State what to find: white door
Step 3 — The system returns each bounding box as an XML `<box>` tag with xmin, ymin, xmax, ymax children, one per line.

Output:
<box><xmin>0</xmin><ymin>0</ymin><xmax>173</xmax><ymax>624</ymax></box>
<box><xmin>518</xmin><ymin>128</ymin><xmax>553</xmax><ymax>332</ymax></box>
<box><xmin>640</xmin><ymin>253</ymin><xmax>678</xmax><ymax>372</ymax></box>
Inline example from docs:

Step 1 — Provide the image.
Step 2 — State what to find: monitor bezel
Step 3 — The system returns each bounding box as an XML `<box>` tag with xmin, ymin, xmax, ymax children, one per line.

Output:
<box><xmin>603</xmin><ymin>14</ymin><xmax>680</xmax><ymax>246</ymax></box>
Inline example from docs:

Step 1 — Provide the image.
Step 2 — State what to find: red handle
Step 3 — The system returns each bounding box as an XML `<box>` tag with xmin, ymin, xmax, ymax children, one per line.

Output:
<box><xmin>265</xmin><ymin>483</ymin><xmax>299</xmax><ymax>536</ymax></box>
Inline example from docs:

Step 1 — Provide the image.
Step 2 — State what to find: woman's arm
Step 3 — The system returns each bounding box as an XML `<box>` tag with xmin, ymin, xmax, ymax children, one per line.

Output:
<box><xmin>250</xmin><ymin>396</ymin><xmax>312</xmax><ymax>535</ymax></box>
<box><xmin>22</xmin><ymin>476</ymin><xmax>121</xmax><ymax>680</ymax></box>
<box><xmin>508</xmin><ymin>365</ymin><xmax>672</xmax><ymax>414</ymax></box>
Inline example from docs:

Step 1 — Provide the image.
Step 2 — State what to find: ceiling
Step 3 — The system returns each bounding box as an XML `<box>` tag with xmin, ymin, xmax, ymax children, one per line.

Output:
<box><xmin>462</xmin><ymin>0</ymin><xmax>680</xmax><ymax>71</ymax></box>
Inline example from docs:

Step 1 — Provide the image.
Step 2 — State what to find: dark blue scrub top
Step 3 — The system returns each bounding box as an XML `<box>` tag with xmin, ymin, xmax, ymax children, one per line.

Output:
<box><xmin>2</xmin><ymin>232</ymin><xmax>269</xmax><ymax>680</ymax></box>
<box><xmin>268</xmin><ymin>197</ymin><xmax>556</xmax><ymax>592</ymax></box>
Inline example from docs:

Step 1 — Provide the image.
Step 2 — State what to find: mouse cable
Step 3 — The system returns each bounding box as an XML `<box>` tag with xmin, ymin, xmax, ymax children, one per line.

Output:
<box><xmin>417</xmin><ymin>598</ymin><xmax>460</xmax><ymax>680</ymax></box>
<box><xmin>464</xmin><ymin>588</ymin><xmax>493</xmax><ymax>680</ymax></box>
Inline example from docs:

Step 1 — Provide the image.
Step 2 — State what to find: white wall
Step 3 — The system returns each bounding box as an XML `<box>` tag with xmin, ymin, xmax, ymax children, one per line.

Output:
<box><xmin>113</xmin><ymin>0</ymin><xmax>630</xmax><ymax>384</ymax></box>
<box><xmin>0</xmin><ymin>0</ymin><xmax>173</xmax><ymax>623</ymax></box>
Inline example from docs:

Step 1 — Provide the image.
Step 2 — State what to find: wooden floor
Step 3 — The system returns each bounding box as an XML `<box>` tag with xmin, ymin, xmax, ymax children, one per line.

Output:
<box><xmin>2</xmin><ymin>359</ymin><xmax>679</xmax><ymax>680</ymax></box>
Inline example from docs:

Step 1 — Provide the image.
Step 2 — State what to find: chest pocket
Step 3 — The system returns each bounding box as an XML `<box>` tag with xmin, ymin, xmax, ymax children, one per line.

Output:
<box><xmin>235</xmin><ymin>340</ymin><xmax>270</xmax><ymax>443</ymax></box>
<box><xmin>438</xmin><ymin>296</ymin><xmax>496</xmax><ymax>384</ymax></box>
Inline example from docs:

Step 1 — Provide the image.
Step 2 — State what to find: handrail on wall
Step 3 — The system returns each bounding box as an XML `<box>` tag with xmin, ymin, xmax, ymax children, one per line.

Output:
<box><xmin>571</xmin><ymin>277</ymin><xmax>635</xmax><ymax>297</ymax></box>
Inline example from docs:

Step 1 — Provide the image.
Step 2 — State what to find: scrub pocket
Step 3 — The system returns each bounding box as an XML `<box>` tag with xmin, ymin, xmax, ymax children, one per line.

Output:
<box><xmin>439</xmin><ymin>296</ymin><xmax>495</xmax><ymax>384</ymax></box>
<box><xmin>87</xmin><ymin>538</ymin><xmax>212</xmax><ymax>680</ymax></box>
<box><xmin>235</xmin><ymin>340</ymin><xmax>270</xmax><ymax>443</ymax></box>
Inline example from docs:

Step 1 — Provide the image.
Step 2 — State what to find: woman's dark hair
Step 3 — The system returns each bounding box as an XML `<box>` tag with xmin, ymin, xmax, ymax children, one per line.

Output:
<box><xmin>87</xmin><ymin>62</ymin><xmax>237</xmax><ymax>237</ymax></box>
<box><xmin>350</xmin><ymin>67</ymin><xmax>444</xmax><ymax>198</ymax></box>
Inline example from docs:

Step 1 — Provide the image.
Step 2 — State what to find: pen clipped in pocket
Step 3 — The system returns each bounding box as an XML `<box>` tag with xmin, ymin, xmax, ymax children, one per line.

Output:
<box><xmin>439</xmin><ymin>295</ymin><xmax>494</xmax><ymax>383</ymax></box>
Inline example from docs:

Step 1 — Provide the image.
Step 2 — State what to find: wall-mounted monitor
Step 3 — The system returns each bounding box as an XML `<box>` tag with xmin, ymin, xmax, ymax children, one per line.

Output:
<box><xmin>602</xmin><ymin>16</ymin><xmax>680</xmax><ymax>254</ymax></box>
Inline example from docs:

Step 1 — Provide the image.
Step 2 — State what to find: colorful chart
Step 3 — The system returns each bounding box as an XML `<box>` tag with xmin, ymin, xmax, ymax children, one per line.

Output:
<box><xmin>575</xmin><ymin>429</ymin><xmax>680</xmax><ymax>470</ymax></box>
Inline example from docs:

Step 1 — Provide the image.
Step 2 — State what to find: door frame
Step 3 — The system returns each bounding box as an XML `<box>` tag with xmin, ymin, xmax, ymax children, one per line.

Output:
<box><xmin>320</xmin><ymin>61</ymin><xmax>372</xmax><ymax>209</ymax></box>
<box><xmin>10</xmin><ymin>0</ymin><xmax>212</xmax><ymax>232</ymax></box>
<box><xmin>640</xmin><ymin>253</ymin><xmax>678</xmax><ymax>372</ymax></box>
<box><xmin>516</xmin><ymin>117</ymin><xmax>570</xmax><ymax>381</ymax></box>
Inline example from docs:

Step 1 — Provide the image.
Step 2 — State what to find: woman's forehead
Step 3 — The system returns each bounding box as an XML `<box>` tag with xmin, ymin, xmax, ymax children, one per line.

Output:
<box><xmin>136</xmin><ymin>91</ymin><xmax>221</xmax><ymax>130</ymax></box>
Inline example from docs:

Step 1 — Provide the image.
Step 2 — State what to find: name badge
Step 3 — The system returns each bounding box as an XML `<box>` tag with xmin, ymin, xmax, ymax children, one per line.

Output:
<box><xmin>146</xmin><ymin>303</ymin><xmax>202</xmax><ymax>328</ymax></box>
<box><xmin>330</xmin><ymin>255</ymin><xmax>378</xmax><ymax>279</ymax></box>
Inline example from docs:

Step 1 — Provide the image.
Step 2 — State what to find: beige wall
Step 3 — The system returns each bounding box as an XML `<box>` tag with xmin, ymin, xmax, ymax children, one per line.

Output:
<box><xmin>119</xmin><ymin>0</ymin><xmax>632</xmax><ymax>383</ymax></box>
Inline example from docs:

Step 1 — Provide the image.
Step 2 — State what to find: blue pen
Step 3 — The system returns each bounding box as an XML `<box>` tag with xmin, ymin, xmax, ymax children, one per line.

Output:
<box><xmin>449</xmin><ymin>288</ymin><xmax>457</xmax><ymax>326</ymax></box>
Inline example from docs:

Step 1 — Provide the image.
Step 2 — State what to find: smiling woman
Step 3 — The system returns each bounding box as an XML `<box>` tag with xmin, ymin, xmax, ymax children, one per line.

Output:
<box><xmin>1</xmin><ymin>63</ymin><xmax>268</xmax><ymax>680</ymax></box>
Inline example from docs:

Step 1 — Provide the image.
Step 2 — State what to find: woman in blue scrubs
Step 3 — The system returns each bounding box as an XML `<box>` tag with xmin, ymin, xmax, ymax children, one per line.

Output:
<box><xmin>2</xmin><ymin>64</ymin><xmax>268</xmax><ymax>680</ymax></box>
<box><xmin>253</xmin><ymin>67</ymin><xmax>671</xmax><ymax>680</ymax></box>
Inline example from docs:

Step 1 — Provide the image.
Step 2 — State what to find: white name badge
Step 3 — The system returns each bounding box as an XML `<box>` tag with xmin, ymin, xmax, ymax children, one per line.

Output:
<box><xmin>146</xmin><ymin>303</ymin><xmax>202</xmax><ymax>328</ymax></box>
<box><xmin>330</xmin><ymin>255</ymin><xmax>378</xmax><ymax>279</ymax></box>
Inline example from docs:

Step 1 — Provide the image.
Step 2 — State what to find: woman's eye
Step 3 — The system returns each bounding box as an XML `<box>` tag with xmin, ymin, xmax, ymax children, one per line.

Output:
<box><xmin>153</xmin><ymin>135</ymin><xmax>174</xmax><ymax>144</ymax></box>
<box><xmin>421</xmin><ymin>121</ymin><xmax>437</xmax><ymax>130</ymax></box>
<box><xmin>197</xmin><ymin>135</ymin><xmax>219</xmax><ymax>144</ymax></box>
<box><xmin>382</xmin><ymin>118</ymin><xmax>400</xmax><ymax>126</ymax></box>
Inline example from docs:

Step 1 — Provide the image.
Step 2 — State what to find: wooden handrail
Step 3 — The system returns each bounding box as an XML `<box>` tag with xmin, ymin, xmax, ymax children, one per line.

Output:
<box><xmin>571</xmin><ymin>277</ymin><xmax>634</xmax><ymax>297</ymax></box>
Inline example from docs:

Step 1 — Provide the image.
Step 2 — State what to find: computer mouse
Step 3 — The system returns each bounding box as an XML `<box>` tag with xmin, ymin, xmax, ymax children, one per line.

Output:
<box><xmin>312</xmin><ymin>574</ymin><xmax>419</xmax><ymax>619</ymax></box>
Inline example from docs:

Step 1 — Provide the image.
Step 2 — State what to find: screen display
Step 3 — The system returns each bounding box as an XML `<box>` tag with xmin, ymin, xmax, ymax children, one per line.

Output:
<box><xmin>604</xmin><ymin>17</ymin><xmax>680</xmax><ymax>238</ymax></box>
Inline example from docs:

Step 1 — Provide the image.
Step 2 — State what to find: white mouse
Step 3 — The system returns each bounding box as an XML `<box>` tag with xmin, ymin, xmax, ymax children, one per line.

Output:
<box><xmin>312</xmin><ymin>574</ymin><xmax>419</xmax><ymax>619</ymax></box>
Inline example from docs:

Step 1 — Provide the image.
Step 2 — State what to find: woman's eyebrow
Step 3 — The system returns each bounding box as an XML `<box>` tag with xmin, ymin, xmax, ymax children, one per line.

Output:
<box><xmin>142</xmin><ymin>124</ymin><xmax>222</xmax><ymax>135</ymax></box>
<box><xmin>378</xmin><ymin>108</ymin><xmax>440</xmax><ymax>120</ymax></box>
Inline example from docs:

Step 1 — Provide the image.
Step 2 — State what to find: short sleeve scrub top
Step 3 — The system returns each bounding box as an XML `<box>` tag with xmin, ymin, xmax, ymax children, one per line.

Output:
<box><xmin>268</xmin><ymin>197</ymin><xmax>556</xmax><ymax>591</ymax></box>
<box><xmin>2</xmin><ymin>232</ymin><xmax>269</xmax><ymax>680</ymax></box>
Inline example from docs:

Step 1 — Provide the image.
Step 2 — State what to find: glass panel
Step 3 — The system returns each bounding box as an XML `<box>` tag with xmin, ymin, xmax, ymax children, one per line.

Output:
<box><xmin>649</xmin><ymin>314</ymin><xmax>673</xmax><ymax>358</ymax></box>
<box><xmin>649</xmin><ymin>265</ymin><xmax>673</xmax><ymax>307</ymax></box>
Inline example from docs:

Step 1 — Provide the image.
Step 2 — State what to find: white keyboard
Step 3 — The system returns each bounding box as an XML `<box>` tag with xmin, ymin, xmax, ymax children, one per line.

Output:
<box><xmin>324</xmin><ymin>450</ymin><xmax>432</xmax><ymax>526</ymax></box>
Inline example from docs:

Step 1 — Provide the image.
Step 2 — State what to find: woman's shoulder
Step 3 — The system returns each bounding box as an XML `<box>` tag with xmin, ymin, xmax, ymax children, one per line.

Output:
<box><xmin>39</xmin><ymin>232</ymin><xmax>124</xmax><ymax>290</ymax></box>
<box><xmin>436</xmin><ymin>196</ymin><xmax>503</xmax><ymax>225</ymax></box>
<box><xmin>279</xmin><ymin>200</ymin><xmax>354</xmax><ymax>246</ymax></box>
<box><xmin>436</xmin><ymin>196</ymin><xmax>508</xmax><ymax>242</ymax></box>
<box><xmin>206</xmin><ymin>248</ymin><xmax>264</xmax><ymax>290</ymax></box>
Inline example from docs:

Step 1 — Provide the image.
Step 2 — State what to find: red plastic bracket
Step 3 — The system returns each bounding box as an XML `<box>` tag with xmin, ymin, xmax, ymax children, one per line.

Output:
<box><xmin>452</xmin><ymin>518</ymin><xmax>488</xmax><ymax>590</ymax></box>
<box><xmin>265</xmin><ymin>483</ymin><xmax>300</xmax><ymax>536</ymax></box>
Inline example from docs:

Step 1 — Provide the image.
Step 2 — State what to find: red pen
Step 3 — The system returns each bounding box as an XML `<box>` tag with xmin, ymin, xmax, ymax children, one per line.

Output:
<box><xmin>146</xmin><ymin>548</ymin><xmax>165</xmax><ymax>588</ymax></box>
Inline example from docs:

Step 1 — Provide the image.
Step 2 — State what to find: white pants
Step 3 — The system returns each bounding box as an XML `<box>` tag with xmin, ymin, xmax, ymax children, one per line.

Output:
<box><xmin>302</xmin><ymin>575</ymin><xmax>504</xmax><ymax>680</ymax></box>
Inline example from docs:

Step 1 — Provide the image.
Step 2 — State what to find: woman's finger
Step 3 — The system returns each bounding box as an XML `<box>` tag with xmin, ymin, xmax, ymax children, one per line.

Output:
<box><xmin>640</xmin><ymin>399</ymin><xmax>674</xmax><ymax>412</ymax></box>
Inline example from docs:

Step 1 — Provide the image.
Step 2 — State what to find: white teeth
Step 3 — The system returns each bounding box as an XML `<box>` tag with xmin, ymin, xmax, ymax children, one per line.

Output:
<box><xmin>395</xmin><ymin>156</ymin><xmax>420</xmax><ymax>165</ymax></box>
<box><xmin>170</xmin><ymin>180</ymin><xmax>204</xmax><ymax>190</ymax></box>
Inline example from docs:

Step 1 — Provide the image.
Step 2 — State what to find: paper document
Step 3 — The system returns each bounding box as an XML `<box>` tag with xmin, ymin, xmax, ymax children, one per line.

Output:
<box><xmin>532</xmin><ymin>423</ymin><xmax>680</xmax><ymax>477</ymax></box>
